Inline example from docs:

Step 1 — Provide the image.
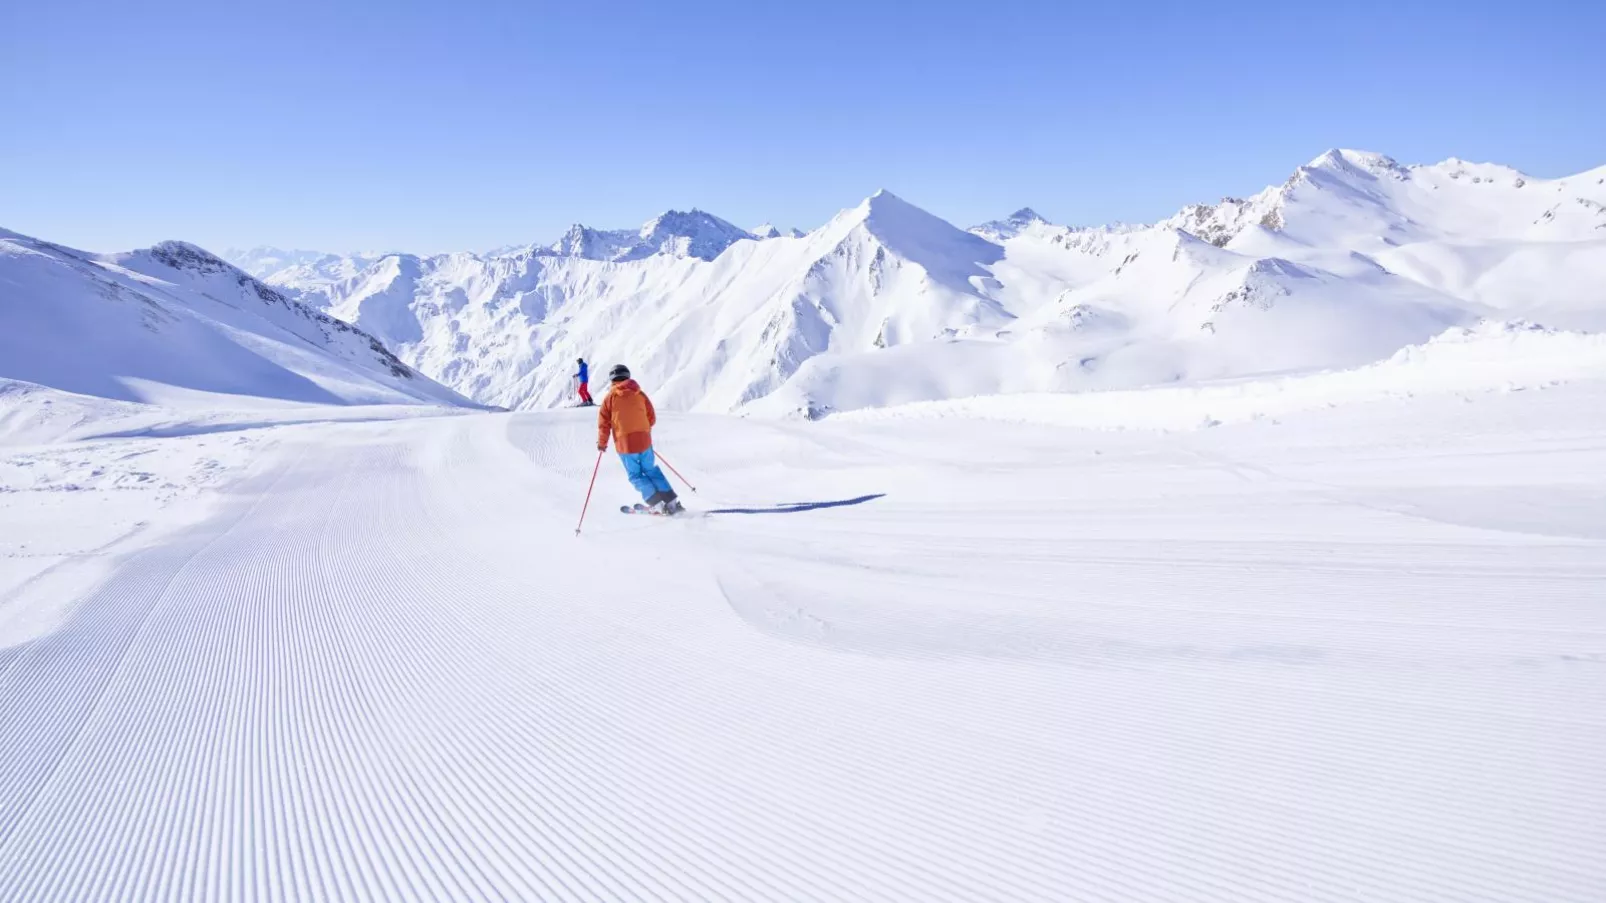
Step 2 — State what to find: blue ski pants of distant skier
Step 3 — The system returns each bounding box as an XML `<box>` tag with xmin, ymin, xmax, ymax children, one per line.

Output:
<box><xmin>619</xmin><ymin>448</ymin><xmax>673</xmax><ymax>502</ymax></box>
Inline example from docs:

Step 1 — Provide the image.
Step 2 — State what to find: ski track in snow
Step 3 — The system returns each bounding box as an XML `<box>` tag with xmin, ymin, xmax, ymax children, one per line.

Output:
<box><xmin>1</xmin><ymin>398</ymin><xmax>1604</xmax><ymax>901</ymax></box>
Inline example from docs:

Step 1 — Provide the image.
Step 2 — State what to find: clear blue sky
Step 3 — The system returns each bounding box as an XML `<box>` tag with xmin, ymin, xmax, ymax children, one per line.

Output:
<box><xmin>3</xmin><ymin>0</ymin><xmax>1602</xmax><ymax>254</ymax></box>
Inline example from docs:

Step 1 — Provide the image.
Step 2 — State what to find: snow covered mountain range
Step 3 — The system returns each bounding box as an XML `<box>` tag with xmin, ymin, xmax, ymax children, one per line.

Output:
<box><xmin>5</xmin><ymin>149</ymin><xmax>1600</xmax><ymax>418</ymax></box>
<box><xmin>0</xmin><ymin>230</ymin><xmax>466</xmax><ymax>408</ymax></box>
<box><xmin>218</xmin><ymin>149</ymin><xmax>1604</xmax><ymax>417</ymax></box>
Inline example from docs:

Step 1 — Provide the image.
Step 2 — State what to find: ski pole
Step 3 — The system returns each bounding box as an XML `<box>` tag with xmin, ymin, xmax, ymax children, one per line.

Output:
<box><xmin>653</xmin><ymin>450</ymin><xmax>697</xmax><ymax>493</ymax></box>
<box><xmin>575</xmin><ymin>448</ymin><xmax>605</xmax><ymax>535</ymax></box>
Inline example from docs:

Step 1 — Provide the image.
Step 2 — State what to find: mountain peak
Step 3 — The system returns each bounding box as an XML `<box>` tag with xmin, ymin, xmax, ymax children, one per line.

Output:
<box><xmin>752</xmin><ymin>223</ymin><xmax>805</xmax><ymax>240</ymax></box>
<box><xmin>827</xmin><ymin>190</ymin><xmax>1003</xmax><ymax>275</ymax></box>
<box><xmin>969</xmin><ymin>207</ymin><xmax>1051</xmax><ymax>240</ymax></box>
<box><xmin>549</xmin><ymin>223</ymin><xmax>617</xmax><ymax>259</ymax></box>
<box><xmin>4</xmin><ymin>230</ymin><xmax>466</xmax><ymax>407</ymax></box>
<box><xmin>1305</xmin><ymin>148</ymin><xmax>1409</xmax><ymax>180</ymax></box>
<box><xmin>1424</xmin><ymin>156</ymin><xmax>1531</xmax><ymax>183</ymax></box>
<box><xmin>841</xmin><ymin>190</ymin><xmax>924</xmax><ymax>226</ymax></box>
<box><xmin>860</xmin><ymin>189</ymin><xmax>917</xmax><ymax>215</ymax></box>
<box><xmin>547</xmin><ymin>210</ymin><xmax>752</xmax><ymax>262</ymax></box>
<box><xmin>635</xmin><ymin>209</ymin><xmax>752</xmax><ymax>261</ymax></box>
<box><xmin>145</xmin><ymin>240</ymin><xmax>238</xmax><ymax>275</ymax></box>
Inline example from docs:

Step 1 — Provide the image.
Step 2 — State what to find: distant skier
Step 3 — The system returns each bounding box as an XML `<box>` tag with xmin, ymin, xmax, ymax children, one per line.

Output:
<box><xmin>574</xmin><ymin>357</ymin><xmax>594</xmax><ymax>407</ymax></box>
<box><xmin>597</xmin><ymin>364</ymin><xmax>682</xmax><ymax>514</ymax></box>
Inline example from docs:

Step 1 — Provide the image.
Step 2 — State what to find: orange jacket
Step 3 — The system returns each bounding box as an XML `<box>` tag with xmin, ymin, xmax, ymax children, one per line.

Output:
<box><xmin>598</xmin><ymin>379</ymin><xmax>656</xmax><ymax>453</ymax></box>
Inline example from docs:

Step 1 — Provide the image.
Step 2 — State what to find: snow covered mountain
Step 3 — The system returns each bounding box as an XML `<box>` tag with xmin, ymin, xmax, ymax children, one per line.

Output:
<box><xmin>541</xmin><ymin>209</ymin><xmax>756</xmax><ymax>263</ymax></box>
<box><xmin>970</xmin><ymin>208</ymin><xmax>1050</xmax><ymax>241</ymax></box>
<box><xmin>752</xmin><ymin>223</ymin><xmax>806</xmax><ymax>239</ymax></box>
<box><xmin>0</xmin><ymin>230</ymin><xmax>468</xmax><ymax>407</ymax></box>
<box><xmin>226</xmin><ymin>149</ymin><xmax>1605</xmax><ymax>416</ymax></box>
<box><xmin>224</xmin><ymin>246</ymin><xmax>385</xmax><ymax>306</ymax></box>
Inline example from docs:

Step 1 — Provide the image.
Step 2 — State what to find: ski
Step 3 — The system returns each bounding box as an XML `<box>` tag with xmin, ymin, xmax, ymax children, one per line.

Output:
<box><xmin>619</xmin><ymin>503</ymin><xmax>690</xmax><ymax>517</ymax></box>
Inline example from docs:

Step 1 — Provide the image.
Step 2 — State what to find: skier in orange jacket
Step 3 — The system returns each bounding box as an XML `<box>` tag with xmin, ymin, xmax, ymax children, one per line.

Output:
<box><xmin>597</xmin><ymin>364</ymin><xmax>682</xmax><ymax>514</ymax></box>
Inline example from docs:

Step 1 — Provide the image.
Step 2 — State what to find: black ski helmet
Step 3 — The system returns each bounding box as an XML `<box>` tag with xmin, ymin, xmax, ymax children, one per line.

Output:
<box><xmin>609</xmin><ymin>364</ymin><xmax>631</xmax><ymax>382</ymax></box>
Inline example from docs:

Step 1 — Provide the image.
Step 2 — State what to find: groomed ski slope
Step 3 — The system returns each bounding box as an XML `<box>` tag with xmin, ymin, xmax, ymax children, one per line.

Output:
<box><xmin>2</xmin><ymin>388</ymin><xmax>1604</xmax><ymax>901</ymax></box>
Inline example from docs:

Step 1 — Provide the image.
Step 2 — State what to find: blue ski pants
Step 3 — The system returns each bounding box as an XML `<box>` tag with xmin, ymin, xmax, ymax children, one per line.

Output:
<box><xmin>619</xmin><ymin>448</ymin><xmax>673</xmax><ymax>502</ymax></box>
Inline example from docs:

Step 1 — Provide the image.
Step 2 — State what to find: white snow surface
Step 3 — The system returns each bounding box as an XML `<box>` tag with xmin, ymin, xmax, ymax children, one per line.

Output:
<box><xmin>828</xmin><ymin>319</ymin><xmax>1606</xmax><ymax>429</ymax></box>
<box><xmin>0</xmin><ymin>230</ymin><xmax>469</xmax><ymax>408</ymax></box>
<box><xmin>0</xmin><ymin>375</ymin><xmax>1603</xmax><ymax>901</ymax></box>
<box><xmin>227</xmin><ymin>150</ymin><xmax>1606</xmax><ymax>416</ymax></box>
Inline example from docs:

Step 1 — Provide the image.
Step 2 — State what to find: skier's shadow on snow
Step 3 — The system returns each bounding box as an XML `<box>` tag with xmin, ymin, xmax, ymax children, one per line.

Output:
<box><xmin>706</xmin><ymin>494</ymin><xmax>885</xmax><ymax>515</ymax></box>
